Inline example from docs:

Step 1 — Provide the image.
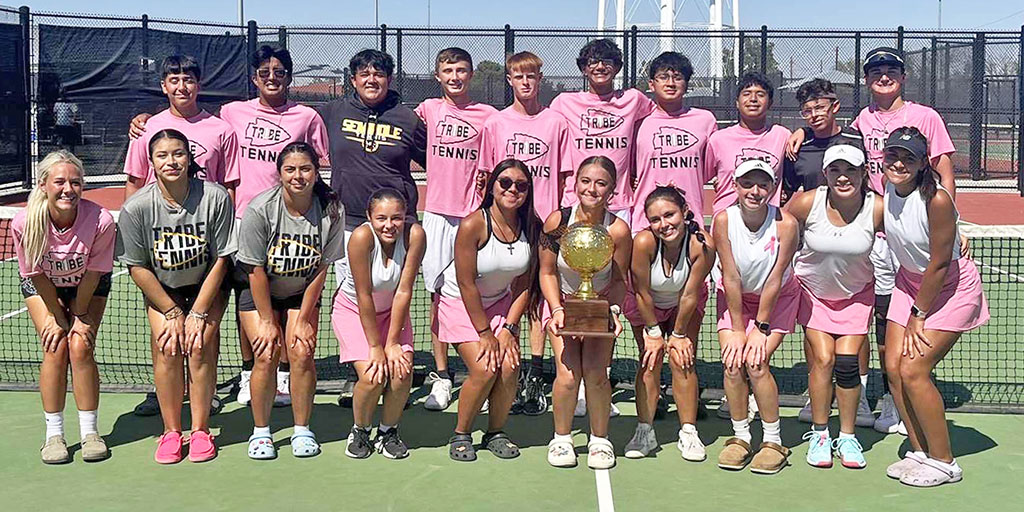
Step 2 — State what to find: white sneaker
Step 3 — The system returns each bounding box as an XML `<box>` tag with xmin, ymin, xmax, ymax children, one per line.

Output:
<box><xmin>423</xmin><ymin>372</ymin><xmax>452</xmax><ymax>411</ymax></box>
<box><xmin>677</xmin><ymin>427</ymin><xmax>706</xmax><ymax>462</ymax></box>
<box><xmin>574</xmin><ymin>381</ymin><xmax>587</xmax><ymax>417</ymax></box>
<box><xmin>716</xmin><ymin>396</ymin><xmax>731</xmax><ymax>419</ymax></box>
<box><xmin>718</xmin><ymin>394</ymin><xmax>758</xmax><ymax>420</ymax></box>
<box><xmin>274</xmin><ymin>371</ymin><xmax>291</xmax><ymax>407</ymax></box>
<box><xmin>856</xmin><ymin>390</ymin><xmax>876</xmax><ymax>427</ymax></box>
<box><xmin>587</xmin><ymin>438</ymin><xmax>616</xmax><ymax>470</ymax></box>
<box><xmin>797</xmin><ymin>398</ymin><xmax>813</xmax><ymax>424</ymax></box>
<box><xmin>624</xmin><ymin>424</ymin><xmax>657</xmax><ymax>459</ymax></box>
<box><xmin>237</xmin><ymin>370</ymin><xmax>252</xmax><ymax>406</ymax></box>
<box><xmin>610</xmin><ymin>402</ymin><xmax>621</xmax><ymax>417</ymax></box>
<box><xmin>481</xmin><ymin>399</ymin><xmax>489</xmax><ymax>413</ymax></box>
<box><xmin>747</xmin><ymin>394</ymin><xmax>759</xmax><ymax>420</ymax></box>
<box><xmin>547</xmin><ymin>437</ymin><xmax>577</xmax><ymax>468</ymax></box>
<box><xmin>897</xmin><ymin>421</ymin><xmax>908</xmax><ymax>436</ymax></box>
<box><xmin>874</xmin><ymin>393</ymin><xmax>900</xmax><ymax>433</ymax></box>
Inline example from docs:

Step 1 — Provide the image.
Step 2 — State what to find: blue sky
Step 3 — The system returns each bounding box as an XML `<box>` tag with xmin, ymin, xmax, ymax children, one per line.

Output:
<box><xmin>12</xmin><ymin>0</ymin><xmax>1024</xmax><ymax>30</ymax></box>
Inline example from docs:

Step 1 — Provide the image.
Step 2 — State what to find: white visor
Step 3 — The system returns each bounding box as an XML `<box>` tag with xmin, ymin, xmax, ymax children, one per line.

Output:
<box><xmin>822</xmin><ymin>144</ymin><xmax>866</xmax><ymax>169</ymax></box>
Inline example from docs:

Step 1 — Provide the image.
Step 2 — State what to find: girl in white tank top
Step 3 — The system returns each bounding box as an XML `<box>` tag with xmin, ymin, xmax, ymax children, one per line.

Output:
<box><xmin>440</xmin><ymin>209</ymin><xmax>530</xmax><ymax>305</ymax></box>
<box><xmin>794</xmin><ymin>187</ymin><xmax>877</xmax><ymax>300</ymax></box>
<box><xmin>339</xmin><ymin>222</ymin><xmax>406</xmax><ymax>311</ymax></box>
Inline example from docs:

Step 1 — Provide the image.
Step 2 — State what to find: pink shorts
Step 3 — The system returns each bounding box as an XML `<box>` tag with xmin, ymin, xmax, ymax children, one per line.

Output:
<box><xmin>888</xmin><ymin>258</ymin><xmax>989</xmax><ymax>332</ymax></box>
<box><xmin>797</xmin><ymin>281</ymin><xmax>874</xmax><ymax>336</ymax></box>
<box><xmin>331</xmin><ymin>291</ymin><xmax>414</xmax><ymax>363</ymax></box>
<box><xmin>716</xmin><ymin>278</ymin><xmax>800</xmax><ymax>335</ymax></box>
<box><xmin>622</xmin><ymin>282</ymin><xmax>709</xmax><ymax>327</ymax></box>
<box><xmin>435</xmin><ymin>293</ymin><xmax>512</xmax><ymax>344</ymax></box>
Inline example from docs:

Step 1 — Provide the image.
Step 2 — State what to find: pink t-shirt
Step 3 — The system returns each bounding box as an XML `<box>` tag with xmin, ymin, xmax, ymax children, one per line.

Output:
<box><xmin>218</xmin><ymin>99</ymin><xmax>331</xmax><ymax>217</ymax></box>
<box><xmin>124</xmin><ymin>109</ymin><xmax>241</xmax><ymax>188</ymax></box>
<box><xmin>851</xmin><ymin>101</ymin><xmax>956</xmax><ymax>194</ymax></box>
<box><xmin>632</xmin><ymin>106</ymin><xmax>718</xmax><ymax>233</ymax></box>
<box><xmin>479</xmin><ymin>106</ymin><xmax>574</xmax><ymax>221</ymax></box>
<box><xmin>13</xmin><ymin>199</ymin><xmax>115</xmax><ymax>287</ymax></box>
<box><xmin>415</xmin><ymin>98</ymin><xmax>498</xmax><ymax>218</ymax></box>
<box><xmin>704</xmin><ymin>123</ymin><xmax>791</xmax><ymax>215</ymax></box>
<box><xmin>550</xmin><ymin>88</ymin><xmax>656</xmax><ymax>211</ymax></box>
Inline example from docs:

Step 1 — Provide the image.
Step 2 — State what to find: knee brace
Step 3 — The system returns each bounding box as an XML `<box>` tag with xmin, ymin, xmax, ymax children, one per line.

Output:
<box><xmin>834</xmin><ymin>354</ymin><xmax>860</xmax><ymax>389</ymax></box>
<box><xmin>874</xmin><ymin>294</ymin><xmax>892</xmax><ymax>345</ymax></box>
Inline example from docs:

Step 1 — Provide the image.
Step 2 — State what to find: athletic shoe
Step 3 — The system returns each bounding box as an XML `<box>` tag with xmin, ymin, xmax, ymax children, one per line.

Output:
<box><xmin>423</xmin><ymin>372</ymin><xmax>452</xmax><ymax>411</ymax></box>
<box><xmin>748</xmin><ymin>394</ymin><xmax>760</xmax><ymax>420</ymax></box>
<box><xmin>345</xmin><ymin>427</ymin><xmax>373</xmax><ymax>459</ymax></box>
<box><xmin>677</xmin><ymin>427</ymin><xmax>706</xmax><ymax>462</ymax></box>
<box><xmin>874</xmin><ymin>393</ymin><xmax>900</xmax><ymax>433</ymax></box>
<box><xmin>133</xmin><ymin>391</ymin><xmax>160</xmax><ymax>417</ymax></box>
<box><xmin>833</xmin><ymin>437</ymin><xmax>867</xmax><ymax>469</ymax></box>
<box><xmin>897</xmin><ymin>421</ymin><xmax>908</xmax><ymax>436</ymax></box>
<box><xmin>610</xmin><ymin>402</ymin><xmax>621</xmax><ymax>417</ymax></box>
<box><xmin>337</xmin><ymin>389</ymin><xmax>353</xmax><ymax>408</ymax></box>
<box><xmin>154</xmin><ymin>431</ymin><xmax>184</xmax><ymax>464</ymax></box>
<box><xmin>481</xmin><ymin>399</ymin><xmax>489</xmax><ymax>413</ymax></box>
<box><xmin>188</xmin><ymin>430</ymin><xmax>217</xmax><ymax>463</ymax></box>
<box><xmin>802</xmin><ymin>430</ymin><xmax>833</xmax><ymax>468</ymax></box>
<box><xmin>274</xmin><ymin>371</ymin><xmax>291</xmax><ymax>407</ymax></box>
<box><xmin>886</xmin><ymin>452</ymin><xmax>925</xmax><ymax>479</ymax></box>
<box><xmin>797</xmin><ymin>398</ymin><xmax>813</xmax><ymax>424</ymax></box>
<box><xmin>80</xmin><ymin>433</ymin><xmax>109</xmax><ymax>462</ymax></box>
<box><xmin>237</xmin><ymin>370</ymin><xmax>252</xmax><ymax>406</ymax></box>
<box><xmin>624</xmin><ymin>424</ymin><xmax>657</xmax><ymax>459</ymax></box>
<box><xmin>574</xmin><ymin>382</ymin><xmax>587</xmax><ymax>417</ymax></box>
<box><xmin>40</xmin><ymin>435</ymin><xmax>70</xmax><ymax>464</ymax></box>
<box><xmin>717</xmin><ymin>394</ymin><xmax>758</xmax><ymax>420</ymax></box>
<box><xmin>573</xmin><ymin>397</ymin><xmax>620</xmax><ymax>417</ymax></box>
<box><xmin>856</xmin><ymin>390</ymin><xmax>875</xmax><ymax>427</ymax></box>
<box><xmin>375</xmin><ymin>428</ymin><xmax>409</xmax><ymax>460</ymax></box>
<box><xmin>547</xmin><ymin>437</ymin><xmax>577</xmax><ymax>468</ymax></box>
<box><xmin>521</xmin><ymin>372</ymin><xmax>548</xmax><ymax>416</ymax></box>
<box><xmin>654</xmin><ymin>391</ymin><xmax>669</xmax><ymax>420</ymax></box>
<box><xmin>587</xmin><ymin>438</ymin><xmax>616</xmax><ymax>470</ymax></box>
<box><xmin>209</xmin><ymin>394</ymin><xmax>223</xmax><ymax>416</ymax></box>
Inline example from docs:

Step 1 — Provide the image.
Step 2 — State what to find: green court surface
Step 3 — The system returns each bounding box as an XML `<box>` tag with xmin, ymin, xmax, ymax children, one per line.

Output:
<box><xmin>1</xmin><ymin>391</ymin><xmax>1022</xmax><ymax>511</ymax></box>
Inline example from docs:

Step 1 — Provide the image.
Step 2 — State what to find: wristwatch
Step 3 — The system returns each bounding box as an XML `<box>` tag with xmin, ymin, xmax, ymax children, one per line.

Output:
<box><xmin>910</xmin><ymin>305</ymin><xmax>928</xmax><ymax>319</ymax></box>
<box><xmin>502</xmin><ymin>322</ymin><xmax>521</xmax><ymax>337</ymax></box>
<box><xmin>754</xmin><ymin>321</ymin><xmax>771</xmax><ymax>335</ymax></box>
<box><xmin>644</xmin><ymin>325</ymin><xmax>663</xmax><ymax>338</ymax></box>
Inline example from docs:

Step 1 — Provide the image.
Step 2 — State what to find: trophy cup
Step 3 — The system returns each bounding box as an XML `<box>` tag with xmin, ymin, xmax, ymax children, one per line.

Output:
<box><xmin>559</xmin><ymin>222</ymin><xmax>615</xmax><ymax>338</ymax></box>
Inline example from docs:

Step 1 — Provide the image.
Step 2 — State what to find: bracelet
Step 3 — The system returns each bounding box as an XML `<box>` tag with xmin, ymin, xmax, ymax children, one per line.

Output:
<box><xmin>188</xmin><ymin>310</ymin><xmax>209</xmax><ymax>322</ymax></box>
<box><xmin>670</xmin><ymin>331</ymin><xmax>689</xmax><ymax>339</ymax></box>
<box><xmin>644</xmin><ymin>325</ymin><xmax>663</xmax><ymax>338</ymax></box>
<box><xmin>550</xmin><ymin>306</ymin><xmax>565</xmax><ymax>315</ymax></box>
<box><xmin>71</xmin><ymin>311</ymin><xmax>89</xmax><ymax>319</ymax></box>
<box><xmin>475</xmin><ymin>325</ymin><xmax>490</xmax><ymax>334</ymax></box>
<box><xmin>609</xmin><ymin>304</ymin><xmax>622</xmax><ymax>316</ymax></box>
<box><xmin>163</xmin><ymin>307</ymin><xmax>184</xmax><ymax>320</ymax></box>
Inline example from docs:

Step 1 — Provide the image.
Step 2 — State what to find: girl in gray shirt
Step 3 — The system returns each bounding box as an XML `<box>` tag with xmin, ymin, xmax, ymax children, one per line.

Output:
<box><xmin>116</xmin><ymin>128</ymin><xmax>236</xmax><ymax>464</ymax></box>
<box><xmin>234</xmin><ymin>142</ymin><xmax>344</xmax><ymax>460</ymax></box>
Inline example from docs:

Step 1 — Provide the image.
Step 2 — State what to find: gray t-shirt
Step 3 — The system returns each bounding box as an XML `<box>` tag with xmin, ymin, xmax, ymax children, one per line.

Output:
<box><xmin>116</xmin><ymin>178</ymin><xmax>237</xmax><ymax>288</ymax></box>
<box><xmin>236</xmin><ymin>185</ymin><xmax>345</xmax><ymax>299</ymax></box>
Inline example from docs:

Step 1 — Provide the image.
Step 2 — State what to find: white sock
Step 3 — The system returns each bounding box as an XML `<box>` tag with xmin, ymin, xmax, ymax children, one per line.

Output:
<box><xmin>578</xmin><ymin>380</ymin><xmax>587</xmax><ymax>400</ymax></box>
<box><xmin>680</xmin><ymin>423</ymin><xmax>698</xmax><ymax>435</ymax></box>
<box><xmin>589</xmin><ymin>434</ymin><xmax>610</xmax><ymax>446</ymax></box>
<box><xmin>554</xmin><ymin>433</ymin><xmax>573</xmax><ymax>443</ymax></box>
<box><xmin>44</xmin><ymin>411</ymin><xmax>63</xmax><ymax>440</ymax></box>
<box><xmin>378</xmin><ymin>424</ymin><xmax>395</xmax><ymax>433</ymax></box>
<box><xmin>929</xmin><ymin>456</ymin><xmax>961</xmax><ymax>472</ymax></box>
<box><xmin>78</xmin><ymin>409</ymin><xmax>98</xmax><ymax>436</ymax></box>
<box><xmin>762</xmin><ymin>419</ymin><xmax>782</xmax><ymax>445</ymax></box>
<box><xmin>253</xmin><ymin>426</ymin><xmax>271</xmax><ymax>437</ymax></box>
<box><xmin>838</xmin><ymin>431</ymin><xmax>856</xmax><ymax>440</ymax></box>
<box><xmin>731</xmin><ymin>418</ymin><xmax>751</xmax><ymax>443</ymax></box>
<box><xmin>913</xmin><ymin>450</ymin><xmax>927</xmax><ymax>460</ymax></box>
<box><xmin>293</xmin><ymin>425</ymin><xmax>311</xmax><ymax>436</ymax></box>
<box><xmin>860</xmin><ymin>374</ymin><xmax>868</xmax><ymax>388</ymax></box>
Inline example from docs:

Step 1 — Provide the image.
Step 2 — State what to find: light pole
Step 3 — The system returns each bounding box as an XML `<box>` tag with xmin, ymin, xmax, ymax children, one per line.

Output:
<box><xmin>938</xmin><ymin>0</ymin><xmax>942</xmax><ymax>30</ymax></box>
<box><xmin>238</xmin><ymin>0</ymin><xmax>244</xmax><ymax>31</ymax></box>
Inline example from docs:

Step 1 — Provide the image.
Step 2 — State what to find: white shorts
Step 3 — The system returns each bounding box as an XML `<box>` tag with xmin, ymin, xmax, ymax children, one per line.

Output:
<box><xmin>332</xmin><ymin>228</ymin><xmax>356</xmax><ymax>285</ymax></box>
<box><xmin>422</xmin><ymin>211</ymin><xmax>461</xmax><ymax>294</ymax></box>
<box><xmin>870</xmin><ymin>234</ymin><xmax>899</xmax><ymax>296</ymax></box>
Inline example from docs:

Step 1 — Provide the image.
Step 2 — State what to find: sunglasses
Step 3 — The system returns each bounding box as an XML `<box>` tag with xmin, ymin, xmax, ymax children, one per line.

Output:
<box><xmin>256</xmin><ymin>68</ymin><xmax>289</xmax><ymax>80</ymax></box>
<box><xmin>497</xmin><ymin>176</ymin><xmax>530</xmax><ymax>193</ymax></box>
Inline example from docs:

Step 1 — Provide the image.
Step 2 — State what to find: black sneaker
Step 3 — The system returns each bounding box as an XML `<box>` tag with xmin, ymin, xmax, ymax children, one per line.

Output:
<box><xmin>655</xmin><ymin>388</ymin><xmax>669</xmax><ymax>420</ymax></box>
<box><xmin>521</xmin><ymin>372</ymin><xmax>548</xmax><ymax>416</ymax></box>
<box><xmin>510</xmin><ymin>371</ymin><xmax>527</xmax><ymax>415</ymax></box>
<box><xmin>345</xmin><ymin>427</ymin><xmax>373</xmax><ymax>459</ymax></box>
<box><xmin>133</xmin><ymin>391</ymin><xmax>160</xmax><ymax>417</ymax></box>
<box><xmin>375</xmin><ymin>428</ymin><xmax>409</xmax><ymax>459</ymax></box>
<box><xmin>210</xmin><ymin>394</ymin><xmax>223</xmax><ymax>416</ymax></box>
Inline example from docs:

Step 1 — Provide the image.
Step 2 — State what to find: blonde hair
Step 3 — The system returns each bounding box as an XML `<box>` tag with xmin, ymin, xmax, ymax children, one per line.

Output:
<box><xmin>23</xmin><ymin>150</ymin><xmax>85</xmax><ymax>268</ymax></box>
<box><xmin>506</xmin><ymin>51</ymin><xmax>543</xmax><ymax>75</ymax></box>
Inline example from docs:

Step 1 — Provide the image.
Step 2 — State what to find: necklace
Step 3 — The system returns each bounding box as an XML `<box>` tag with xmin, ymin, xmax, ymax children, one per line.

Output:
<box><xmin>490</xmin><ymin>207</ymin><xmax>519</xmax><ymax>255</ymax></box>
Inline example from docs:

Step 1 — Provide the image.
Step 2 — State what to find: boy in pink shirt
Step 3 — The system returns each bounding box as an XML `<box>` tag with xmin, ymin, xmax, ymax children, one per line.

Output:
<box><xmin>415</xmin><ymin>48</ymin><xmax>497</xmax><ymax>411</ymax></box>
<box><xmin>550</xmin><ymin>39</ymin><xmax>655</xmax><ymax>220</ymax></box>
<box><xmin>632</xmin><ymin>51</ymin><xmax>717</xmax><ymax>233</ymax></box>
<box><xmin>704</xmin><ymin>72</ymin><xmax>790</xmax><ymax>216</ymax></box>
<box><xmin>123</xmin><ymin>55</ymin><xmax>240</xmax><ymax>201</ymax></box>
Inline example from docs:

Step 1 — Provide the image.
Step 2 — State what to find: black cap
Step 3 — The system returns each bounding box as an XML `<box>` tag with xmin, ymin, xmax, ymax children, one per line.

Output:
<box><xmin>863</xmin><ymin>47</ymin><xmax>905</xmax><ymax>74</ymax></box>
<box><xmin>884</xmin><ymin>129</ymin><xmax>927</xmax><ymax>160</ymax></box>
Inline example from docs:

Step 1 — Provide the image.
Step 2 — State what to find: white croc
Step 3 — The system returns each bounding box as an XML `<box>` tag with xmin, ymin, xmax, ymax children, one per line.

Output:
<box><xmin>587</xmin><ymin>438</ymin><xmax>616</xmax><ymax>470</ymax></box>
<box><xmin>886</xmin><ymin>452</ymin><xmax>925</xmax><ymax>479</ymax></box>
<box><xmin>547</xmin><ymin>438</ymin><xmax>577</xmax><ymax>468</ymax></box>
<box><xmin>900</xmin><ymin>458</ymin><xmax>963</xmax><ymax>487</ymax></box>
<box><xmin>247</xmin><ymin>434</ymin><xmax>277</xmax><ymax>460</ymax></box>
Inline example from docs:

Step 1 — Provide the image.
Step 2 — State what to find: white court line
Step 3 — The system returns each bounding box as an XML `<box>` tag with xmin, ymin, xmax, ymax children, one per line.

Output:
<box><xmin>0</xmin><ymin>268</ymin><xmax>129</xmax><ymax>323</ymax></box>
<box><xmin>595</xmin><ymin>469</ymin><xmax>615</xmax><ymax>512</ymax></box>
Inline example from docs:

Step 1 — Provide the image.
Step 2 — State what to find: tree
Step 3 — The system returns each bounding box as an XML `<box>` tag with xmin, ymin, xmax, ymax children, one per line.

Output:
<box><xmin>722</xmin><ymin>38</ymin><xmax>780</xmax><ymax>77</ymax></box>
<box><xmin>470</xmin><ymin>60</ymin><xmax>505</xmax><ymax>104</ymax></box>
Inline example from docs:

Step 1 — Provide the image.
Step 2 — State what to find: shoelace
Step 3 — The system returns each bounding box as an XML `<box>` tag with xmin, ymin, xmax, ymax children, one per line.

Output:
<box><xmin>801</xmin><ymin>430</ymin><xmax>829</xmax><ymax>448</ymax></box>
<box><xmin>832</xmin><ymin>437</ymin><xmax>863</xmax><ymax>453</ymax></box>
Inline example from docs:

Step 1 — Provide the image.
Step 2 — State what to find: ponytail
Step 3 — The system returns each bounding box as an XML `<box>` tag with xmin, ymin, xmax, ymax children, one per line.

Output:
<box><xmin>644</xmin><ymin>185</ymin><xmax>706</xmax><ymax>247</ymax></box>
<box><xmin>917</xmin><ymin>163</ymin><xmax>938</xmax><ymax>203</ymax></box>
<box><xmin>24</xmin><ymin>150</ymin><xmax>85</xmax><ymax>268</ymax></box>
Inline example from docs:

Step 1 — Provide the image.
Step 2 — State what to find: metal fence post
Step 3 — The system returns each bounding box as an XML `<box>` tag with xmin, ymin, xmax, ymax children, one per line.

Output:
<box><xmin>1018</xmin><ymin>25</ymin><xmax>1024</xmax><ymax>195</ymax></box>
<box><xmin>930</xmin><ymin>36</ymin><xmax>938</xmax><ymax>105</ymax></box>
<box><xmin>247</xmin><ymin>20</ymin><xmax>257</xmax><ymax>99</ymax></box>
<box><xmin>141</xmin><ymin>15</ymin><xmax>150</xmax><ymax>90</ymax></box>
<box><xmin>18</xmin><ymin>5</ymin><xmax>30</xmax><ymax>188</ymax></box>
<box><xmin>630</xmin><ymin>25</ymin><xmax>638</xmax><ymax>88</ymax></box>
<box><xmin>854</xmin><ymin>32</ymin><xmax>861</xmax><ymax>114</ymax></box>
<box><xmin>504</xmin><ymin>24</ymin><xmax>514</xmax><ymax>105</ymax></box>
<box><xmin>897</xmin><ymin>25</ymin><xmax>904</xmax><ymax>53</ymax></box>
<box><xmin>970</xmin><ymin>32</ymin><xmax>985</xmax><ymax>180</ymax></box>
<box><xmin>737</xmin><ymin>31</ymin><xmax>745</xmax><ymax>75</ymax></box>
<box><xmin>380</xmin><ymin>24</ymin><xmax>387</xmax><ymax>53</ymax></box>
<box><xmin>621</xmin><ymin>29</ymin><xmax>629</xmax><ymax>89</ymax></box>
<box><xmin>395</xmin><ymin>28</ymin><xmax>403</xmax><ymax>98</ymax></box>
<box><xmin>760</xmin><ymin>25</ymin><xmax>767</xmax><ymax>76</ymax></box>
<box><xmin>278</xmin><ymin>26</ymin><xmax>287</xmax><ymax>50</ymax></box>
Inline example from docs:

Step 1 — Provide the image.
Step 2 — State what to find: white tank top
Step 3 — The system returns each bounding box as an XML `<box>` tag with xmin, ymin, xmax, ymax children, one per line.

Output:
<box><xmin>557</xmin><ymin>205</ymin><xmax>617</xmax><ymax>296</ymax></box>
<box><xmin>726</xmin><ymin>205</ymin><xmax>791</xmax><ymax>295</ymax></box>
<box><xmin>648</xmin><ymin>234</ymin><xmax>693</xmax><ymax>309</ymax></box>
<box><xmin>440</xmin><ymin>209</ymin><xmax>531</xmax><ymax>307</ymax></box>
<box><xmin>794</xmin><ymin>188</ymin><xmax>876</xmax><ymax>300</ymax></box>
<box><xmin>339</xmin><ymin>224</ymin><xmax>406</xmax><ymax>312</ymax></box>
<box><xmin>884</xmin><ymin>183</ymin><xmax>961</xmax><ymax>274</ymax></box>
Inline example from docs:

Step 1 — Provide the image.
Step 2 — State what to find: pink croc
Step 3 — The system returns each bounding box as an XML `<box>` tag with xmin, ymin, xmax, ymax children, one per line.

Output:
<box><xmin>155</xmin><ymin>431</ymin><xmax>184</xmax><ymax>464</ymax></box>
<box><xmin>188</xmin><ymin>430</ymin><xmax>217</xmax><ymax>463</ymax></box>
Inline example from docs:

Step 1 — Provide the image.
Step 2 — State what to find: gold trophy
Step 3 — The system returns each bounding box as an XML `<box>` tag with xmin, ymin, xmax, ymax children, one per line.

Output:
<box><xmin>559</xmin><ymin>222</ymin><xmax>615</xmax><ymax>338</ymax></box>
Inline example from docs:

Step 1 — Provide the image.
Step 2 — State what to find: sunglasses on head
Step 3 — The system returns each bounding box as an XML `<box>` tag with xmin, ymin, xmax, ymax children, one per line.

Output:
<box><xmin>497</xmin><ymin>176</ymin><xmax>530</xmax><ymax>193</ymax></box>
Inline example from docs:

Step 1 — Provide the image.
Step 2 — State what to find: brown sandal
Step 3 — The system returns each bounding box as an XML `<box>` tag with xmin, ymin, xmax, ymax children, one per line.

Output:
<box><xmin>717</xmin><ymin>437</ymin><xmax>753</xmax><ymax>470</ymax></box>
<box><xmin>750</xmin><ymin>442</ymin><xmax>791</xmax><ymax>474</ymax></box>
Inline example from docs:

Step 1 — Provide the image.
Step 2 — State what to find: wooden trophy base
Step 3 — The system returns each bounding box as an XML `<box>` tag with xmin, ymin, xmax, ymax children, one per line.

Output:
<box><xmin>559</xmin><ymin>297</ymin><xmax>614</xmax><ymax>338</ymax></box>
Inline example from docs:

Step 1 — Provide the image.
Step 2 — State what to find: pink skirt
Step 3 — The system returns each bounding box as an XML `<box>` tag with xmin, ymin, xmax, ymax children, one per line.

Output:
<box><xmin>888</xmin><ymin>258</ymin><xmax>989</xmax><ymax>331</ymax></box>
<box><xmin>435</xmin><ymin>293</ymin><xmax>512</xmax><ymax>344</ymax></box>
<box><xmin>332</xmin><ymin>291</ymin><xmax>414</xmax><ymax>363</ymax></box>
<box><xmin>622</xmin><ymin>282</ymin><xmax>709</xmax><ymax>327</ymax></box>
<box><xmin>797</xmin><ymin>281</ymin><xmax>874</xmax><ymax>336</ymax></box>
<box><xmin>716</xmin><ymin>278</ymin><xmax>800</xmax><ymax>335</ymax></box>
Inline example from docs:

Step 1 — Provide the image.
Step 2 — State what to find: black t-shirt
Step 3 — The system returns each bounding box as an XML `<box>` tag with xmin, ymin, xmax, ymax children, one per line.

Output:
<box><xmin>782</xmin><ymin>127</ymin><xmax>863</xmax><ymax>197</ymax></box>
